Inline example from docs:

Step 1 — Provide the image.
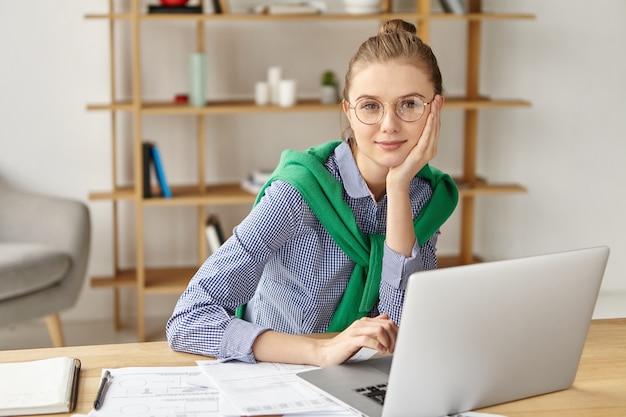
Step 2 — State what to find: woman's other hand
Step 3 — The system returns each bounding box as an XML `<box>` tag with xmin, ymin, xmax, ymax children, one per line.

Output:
<box><xmin>315</xmin><ymin>313</ymin><xmax>399</xmax><ymax>367</ymax></box>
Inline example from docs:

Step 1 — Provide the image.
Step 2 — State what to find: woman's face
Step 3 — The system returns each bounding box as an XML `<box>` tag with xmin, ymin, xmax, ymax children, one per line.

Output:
<box><xmin>343</xmin><ymin>61</ymin><xmax>435</xmax><ymax>179</ymax></box>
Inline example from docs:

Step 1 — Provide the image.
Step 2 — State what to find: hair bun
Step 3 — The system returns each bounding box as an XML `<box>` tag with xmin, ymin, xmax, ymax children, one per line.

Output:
<box><xmin>378</xmin><ymin>19</ymin><xmax>417</xmax><ymax>35</ymax></box>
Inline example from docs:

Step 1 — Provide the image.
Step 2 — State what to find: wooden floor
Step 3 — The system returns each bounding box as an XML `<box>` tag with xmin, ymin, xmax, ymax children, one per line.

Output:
<box><xmin>0</xmin><ymin>318</ymin><xmax>168</xmax><ymax>351</ymax></box>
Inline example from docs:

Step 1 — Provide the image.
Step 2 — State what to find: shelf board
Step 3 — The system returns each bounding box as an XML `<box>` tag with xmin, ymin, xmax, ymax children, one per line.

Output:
<box><xmin>90</xmin><ymin>267</ymin><xmax>197</xmax><ymax>294</ymax></box>
<box><xmin>87</xmin><ymin>102</ymin><xmax>134</xmax><ymax>112</ymax></box>
<box><xmin>444</xmin><ymin>97</ymin><xmax>531</xmax><ymax>110</ymax></box>
<box><xmin>85</xmin><ymin>12</ymin><xmax>534</xmax><ymax>22</ymax></box>
<box><xmin>89</xmin><ymin>183</ymin><xmax>257</xmax><ymax>205</ymax></box>
<box><xmin>86</xmin><ymin>97</ymin><xmax>530</xmax><ymax>114</ymax></box>
<box><xmin>454</xmin><ymin>177</ymin><xmax>527</xmax><ymax>196</ymax></box>
<box><xmin>438</xmin><ymin>254</ymin><xmax>484</xmax><ymax>268</ymax></box>
<box><xmin>91</xmin><ymin>270</ymin><xmax>137</xmax><ymax>289</ymax></box>
<box><xmin>144</xmin><ymin>99</ymin><xmax>342</xmax><ymax>115</ymax></box>
<box><xmin>86</xmin><ymin>99</ymin><xmax>339</xmax><ymax>114</ymax></box>
<box><xmin>89</xmin><ymin>188</ymin><xmax>136</xmax><ymax>201</ymax></box>
<box><xmin>143</xmin><ymin>184</ymin><xmax>257</xmax><ymax>206</ymax></box>
<box><xmin>92</xmin><ymin>257</ymin><xmax>481</xmax><ymax>292</ymax></box>
<box><xmin>89</xmin><ymin>179</ymin><xmax>525</xmax><ymax>206</ymax></box>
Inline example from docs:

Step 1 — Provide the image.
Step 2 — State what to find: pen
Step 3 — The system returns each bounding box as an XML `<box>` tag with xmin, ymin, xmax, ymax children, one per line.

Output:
<box><xmin>93</xmin><ymin>370</ymin><xmax>112</xmax><ymax>410</ymax></box>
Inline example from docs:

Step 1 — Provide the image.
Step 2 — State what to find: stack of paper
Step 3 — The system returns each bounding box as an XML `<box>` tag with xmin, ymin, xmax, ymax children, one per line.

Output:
<box><xmin>86</xmin><ymin>363</ymin><xmax>357</xmax><ymax>417</ymax></box>
<box><xmin>197</xmin><ymin>360</ymin><xmax>357</xmax><ymax>416</ymax></box>
<box><xmin>85</xmin><ymin>361</ymin><xmax>507</xmax><ymax>417</ymax></box>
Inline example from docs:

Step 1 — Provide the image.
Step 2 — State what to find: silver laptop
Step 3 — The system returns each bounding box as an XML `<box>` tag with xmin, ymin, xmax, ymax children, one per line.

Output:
<box><xmin>297</xmin><ymin>246</ymin><xmax>610</xmax><ymax>417</ymax></box>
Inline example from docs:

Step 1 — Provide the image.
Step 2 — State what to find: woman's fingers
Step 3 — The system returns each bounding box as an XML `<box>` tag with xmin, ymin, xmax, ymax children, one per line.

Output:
<box><xmin>319</xmin><ymin>315</ymin><xmax>399</xmax><ymax>366</ymax></box>
<box><xmin>353</xmin><ymin>315</ymin><xmax>398</xmax><ymax>353</ymax></box>
<box><xmin>415</xmin><ymin>95</ymin><xmax>441</xmax><ymax>161</ymax></box>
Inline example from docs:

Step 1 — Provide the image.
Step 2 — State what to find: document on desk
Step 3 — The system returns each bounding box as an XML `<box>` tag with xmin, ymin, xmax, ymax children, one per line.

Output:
<box><xmin>88</xmin><ymin>366</ymin><xmax>221</xmax><ymax>417</ymax></box>
<box><xmin>197</xmin><ymin>360</ymin><xmax>354</xmax><ymax>416</ymax></box>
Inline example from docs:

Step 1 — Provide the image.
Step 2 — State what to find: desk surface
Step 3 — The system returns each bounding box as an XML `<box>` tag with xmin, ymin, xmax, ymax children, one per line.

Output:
<box><xmin>1</xmin><ymin>318</ymin><xmax>625</xmax><ymax>417</ymax></box>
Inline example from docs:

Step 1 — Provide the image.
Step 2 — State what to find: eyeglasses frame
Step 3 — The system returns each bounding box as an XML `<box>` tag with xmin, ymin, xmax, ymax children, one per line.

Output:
<box><xmin>346</xmin><ymin>95</ymin><xmax>433</xmax><ymax>125</ymax></box>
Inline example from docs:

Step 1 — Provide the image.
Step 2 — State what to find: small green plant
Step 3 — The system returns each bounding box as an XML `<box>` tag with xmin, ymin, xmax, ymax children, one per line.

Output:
<box><xmin>321</xmin><ymin>70</ymin><xmax>338</xmax><ymax>87</ymax></box>
<box><xmin>320</xmin><ymin>70</ymin><xmax>340</xmax><ymax>104</ymax></box>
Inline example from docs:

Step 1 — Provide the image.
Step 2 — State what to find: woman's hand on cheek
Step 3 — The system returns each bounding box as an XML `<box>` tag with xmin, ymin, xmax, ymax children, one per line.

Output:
<box><xmin>388</xmin><ymin>94</ymin><xmax>442</xmax><ymax>187</ymax></box>
<box><xmin>413</xmin><ymin>93</ymin><xmax>441</xmax><ymax>165</ymax></box>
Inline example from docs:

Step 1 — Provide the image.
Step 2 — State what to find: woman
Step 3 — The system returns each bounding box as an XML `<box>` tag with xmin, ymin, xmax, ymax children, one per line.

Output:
<box><xmin>166</xmin><ymin>19</ymin><xmax>458</xmax><ymax>366</ymax></box>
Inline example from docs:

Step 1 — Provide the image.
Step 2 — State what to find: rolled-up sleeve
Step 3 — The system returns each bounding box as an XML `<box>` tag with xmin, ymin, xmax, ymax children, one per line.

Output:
<box><xmin>378</xmin><ymin>231</ymin><xmax>439</xmax><ymax>323</ymax></box>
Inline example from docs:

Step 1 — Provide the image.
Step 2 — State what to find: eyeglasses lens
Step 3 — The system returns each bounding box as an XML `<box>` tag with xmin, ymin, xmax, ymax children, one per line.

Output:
<box><xmin>354</xmin><ymin>96</ymin><xmax>425</xmax><ymax>124</ymax></box>
<box><xmin>397</xmin><ymin>97</ymin><xmax>425</xmax><ymax>122</ymax></box>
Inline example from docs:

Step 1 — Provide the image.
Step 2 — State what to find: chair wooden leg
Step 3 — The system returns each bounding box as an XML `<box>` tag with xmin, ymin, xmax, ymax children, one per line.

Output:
<box><xmin>44</xmin><ymin>314</ymin><xmax>66</xmax><ymax>347</ymax></box>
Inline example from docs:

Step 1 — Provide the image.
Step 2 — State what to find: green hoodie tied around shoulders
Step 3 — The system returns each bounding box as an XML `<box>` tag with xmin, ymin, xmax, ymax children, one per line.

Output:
<box><xmin>236</xmin><ymin>140</ymin><xmax>458</xmax><ymax>332</ymax></box>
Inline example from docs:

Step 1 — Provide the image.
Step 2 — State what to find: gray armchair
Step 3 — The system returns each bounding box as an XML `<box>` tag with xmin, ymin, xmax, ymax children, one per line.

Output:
<box><xmin>0</xmin><ymin>177</ymin><xmax>90</xmax><ymax>347</ymax></box>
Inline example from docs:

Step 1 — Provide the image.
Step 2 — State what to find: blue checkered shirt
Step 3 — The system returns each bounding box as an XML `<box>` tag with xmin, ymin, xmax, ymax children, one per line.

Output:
<box><xmin>166</xmin><ymin>142</ymin><xmax>439</xmax><ymax>362</ymax></box>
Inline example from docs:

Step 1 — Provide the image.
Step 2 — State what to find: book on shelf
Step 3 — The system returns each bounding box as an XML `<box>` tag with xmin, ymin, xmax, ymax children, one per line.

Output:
<box><xmin>149</xmin><ymin>143</ymin><xmax>173</xmax><ymax>198</ymax></box>
<box><xmin>0</xmin><ymin>357</ymin><xmax>81</xmax><ymax>417</ymax></box>
<box><xmin>439</xmin><ymin>0</ymin><xmax>465</xmax><ymax>14</ymax></box>
<box><xmin>205</xmin><ymin>214</ymin><xmax>225</xmax><ymax>254</ymax></box>
<box><xmin>240</xmin><ymin>169</ymin><xmax>273</xmax><ymax>195</ymax></box>
<box><xmin>211</xmin><ymin>0</ymin><xmax>223</xmax><ymax>14</ymax></box>
<box><xmin>142</xmin><ymin>142</ymin><xmax>154</xmax><ymax>198</ymax></box>
<box><xmin>251</xmin><ymin>2</ymin><xmax>321</xmax><ymax>15</ymax></box>
<box><xmin>147</xmin><ymin>4</ymin><xmax>203</xmax><ymax>14</ymax></box>
<box><xmin>218</xmin><ymin>0</ymin><xmax>230</xmax><ymax>14</ymax></box>
<box><xmin>203</xmin><ymin>0</ymin><xmax>229</xmax><ymax>14</ymax></box>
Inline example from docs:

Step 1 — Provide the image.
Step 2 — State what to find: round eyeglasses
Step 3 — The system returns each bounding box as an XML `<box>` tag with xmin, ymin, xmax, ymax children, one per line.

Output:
<box><xmin>348</xmin><ymin>95</ymin><xmax>431</xmax><ymax>125</ymax></box>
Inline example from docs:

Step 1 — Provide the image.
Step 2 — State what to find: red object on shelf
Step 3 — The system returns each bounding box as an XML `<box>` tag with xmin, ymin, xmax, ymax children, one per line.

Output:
<box><xmin>174</xmin><ymin>94</ymin><xmax>189</xmax><ymax>104</ymax></box>
<box><xmin>160</xmin><ymin>0</ymin><xmax>189</xmax><ymax>6</ymax></box>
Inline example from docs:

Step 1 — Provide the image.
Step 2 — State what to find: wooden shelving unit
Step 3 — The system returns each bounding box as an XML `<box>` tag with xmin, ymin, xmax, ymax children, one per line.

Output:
<box><xmin>87</xmin><ymin>97</ymin><xmax>530</xmax><ymax>113</ymax></box>
<box><xmin>87</xmin><ymin>0</ymin><xmax>533</xmax><ymax>341</ymax></box>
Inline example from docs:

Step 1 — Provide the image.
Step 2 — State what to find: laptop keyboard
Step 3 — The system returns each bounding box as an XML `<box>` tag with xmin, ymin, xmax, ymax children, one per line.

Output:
<box><xmin>354</xmin><ymin>383</ymin><xmax>388</xmax><ymax>405</ymax></box>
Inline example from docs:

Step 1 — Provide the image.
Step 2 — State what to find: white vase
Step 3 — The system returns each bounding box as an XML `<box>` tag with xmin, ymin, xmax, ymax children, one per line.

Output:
<box><xmin>321</xmin><ymin>85</ymin><xmax>339</xmax><ymax>104</ymax></box>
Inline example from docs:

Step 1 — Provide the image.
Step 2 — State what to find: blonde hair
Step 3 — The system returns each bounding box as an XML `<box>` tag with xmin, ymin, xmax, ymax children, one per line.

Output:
<box><xmin>342</xmin><ymin>19</ymin><xmax>443</xmax><ymax>102</ymax></box>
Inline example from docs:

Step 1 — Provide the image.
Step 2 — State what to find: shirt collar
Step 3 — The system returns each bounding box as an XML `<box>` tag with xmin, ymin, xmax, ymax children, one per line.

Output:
<box><xmin>335</xmin><ymin>141</ymin><xmax>372</xmax><ymax>199</ymax></box>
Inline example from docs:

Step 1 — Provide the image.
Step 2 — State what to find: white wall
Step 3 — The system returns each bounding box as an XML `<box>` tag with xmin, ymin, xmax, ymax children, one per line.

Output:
<box><xmin>0</xmin><ymin>0</ymin><xmax>624</xmax><ymax>325</ymax></box>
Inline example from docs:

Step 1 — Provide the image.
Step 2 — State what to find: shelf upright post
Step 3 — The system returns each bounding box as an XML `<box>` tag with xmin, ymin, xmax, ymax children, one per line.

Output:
<box><xmin>459</xmin><ymin>0</ymin><xmax>482</xmax><ymax>264</ymax></box>
<box><xmin>108</xmin><ymin>0</ymin><xmax>122</xmax><ymax>331</ymax></box>
<box><xmin>196</xmin><ymin>20</ymin><xmax>209</xmax><ymax>265</ymax></box>
<box><xmin>130</xmin><ymin>0</ymin><xmax>147</xmax><ymax>341</ymax></box>
<box><xmin>416</xmin><ymin>0</ymin><xmax>430</xmax><ymax>41</ymax></box>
